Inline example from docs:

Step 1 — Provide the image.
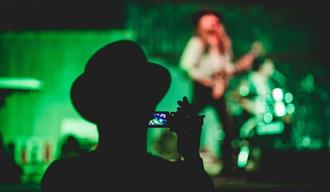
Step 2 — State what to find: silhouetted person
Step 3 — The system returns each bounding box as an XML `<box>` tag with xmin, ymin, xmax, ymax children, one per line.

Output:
<box><xmin>41</xmin><ymin>40</ymin><xmax>215</xmax><ymax>192</ymax></box>
<box><xmin>0</xmin><ymin>134</ymin><xmax>22</xmax><ymax>183</ymax></box>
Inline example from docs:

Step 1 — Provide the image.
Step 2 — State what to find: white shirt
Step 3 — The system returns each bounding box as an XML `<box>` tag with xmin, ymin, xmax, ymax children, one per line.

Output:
<box><xmin>180</xmin><ymin>37</ymin><xmax>235</xmax><ymax>81</ymax></box>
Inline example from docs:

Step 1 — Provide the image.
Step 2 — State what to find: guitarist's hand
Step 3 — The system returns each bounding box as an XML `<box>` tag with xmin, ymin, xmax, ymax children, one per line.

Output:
<box><xmin>212</xmin><ymin>77</ymin><xmax>226</xmax><ymax>99</ymax></box>
<box><xmin>235</xmin><ymin>41</ymin><xmax>265</xmax><ymax>72</ymax></box>
<box><xmin>199</xmin><ymin>78</ymin><xmax>213</xmax><ymax>87</ymax></box>
<box><xmin>236</xmin><ymin>54</ymin><xmax>255</xmax><ymax>71</ymax></box>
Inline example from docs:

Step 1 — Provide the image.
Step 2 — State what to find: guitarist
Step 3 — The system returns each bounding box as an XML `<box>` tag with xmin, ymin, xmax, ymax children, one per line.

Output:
<box><xmin>179</xmin><ymin>9</ymin><xmax>263</xmax><ymax>176</ymax></box>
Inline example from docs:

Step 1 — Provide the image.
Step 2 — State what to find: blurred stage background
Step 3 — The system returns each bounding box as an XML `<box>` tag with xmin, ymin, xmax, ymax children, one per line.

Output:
<box><xmin>0</xmin><ymin>0</ymin><xmax>328</xmax><ymax>191</ymax></box>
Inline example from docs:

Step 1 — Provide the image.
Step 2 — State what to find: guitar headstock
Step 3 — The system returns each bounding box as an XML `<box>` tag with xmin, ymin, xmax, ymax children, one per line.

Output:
<box><xmin>250</xmin><ymin>41</ymin><xmax>265</xmax><ymax>57</ymax></box>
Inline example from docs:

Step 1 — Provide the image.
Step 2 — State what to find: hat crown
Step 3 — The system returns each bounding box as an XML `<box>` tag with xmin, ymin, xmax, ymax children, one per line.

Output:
<box><xmin>85</xmin><ymin>40</ymin><xmax>148</xmax><ymax>77</ymax></box>
<box><xmin>70</xmin><ymin>40</ymin><xmax>171</xmax><ymax>123</ymax></box>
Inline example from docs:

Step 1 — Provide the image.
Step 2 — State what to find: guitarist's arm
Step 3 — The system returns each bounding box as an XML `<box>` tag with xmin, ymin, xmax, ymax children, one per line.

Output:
<box><xmin>232</xmin><ymin>53</ymin><xmax>256</xmax><ymax>75</ymax></box>
<box><xmin>227</xmin><ymin>41</ymin><xmax>264</xmax><ymax>76</ymax></box>
<box><xmin>210</xmin><ymin>48</ymin><xmax>258</xmax><ymax>99</ymax></box>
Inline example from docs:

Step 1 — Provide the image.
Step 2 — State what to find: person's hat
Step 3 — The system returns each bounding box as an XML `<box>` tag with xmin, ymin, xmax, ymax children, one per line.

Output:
<box><xmin>70</xmin><ymin>40</ymin><xmax>171</xmax><ymax>123</ymax></box>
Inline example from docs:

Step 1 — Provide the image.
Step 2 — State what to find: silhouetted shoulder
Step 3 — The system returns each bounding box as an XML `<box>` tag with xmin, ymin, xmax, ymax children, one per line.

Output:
<box><xmin>41</xmin><ymin>156</ymin><xmax>82</xmax><ymax>192</ymax></box>
<box><xmin>42</xmin><ymin>153</ymin><xmax>108</xmax><ymax>191</ymax></box>
<box><xmin>42</xmin><ymin>153</ymin><xmax>214</xmax><ymax>192</ymax></box>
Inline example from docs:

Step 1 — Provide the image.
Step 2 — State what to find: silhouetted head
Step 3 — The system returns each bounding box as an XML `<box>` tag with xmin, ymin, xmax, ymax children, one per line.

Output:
<box><xmin>70</xmin><ymin>40</ymin><xmax>171</xmax><ymax>127</ymax></box>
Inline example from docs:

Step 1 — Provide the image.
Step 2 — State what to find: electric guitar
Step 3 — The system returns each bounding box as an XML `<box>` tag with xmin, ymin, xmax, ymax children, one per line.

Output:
<box><xmin>211</xmin><ymin>41</ymin><xmax>264</xmax><ymax>99</ymax></box>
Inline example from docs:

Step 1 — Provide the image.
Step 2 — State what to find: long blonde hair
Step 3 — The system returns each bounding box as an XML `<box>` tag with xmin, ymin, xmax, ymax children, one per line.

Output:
<box><xmin>195</xmin><ymin>11</ymin><xmax>233</xmax><ymax>57</ymax></box>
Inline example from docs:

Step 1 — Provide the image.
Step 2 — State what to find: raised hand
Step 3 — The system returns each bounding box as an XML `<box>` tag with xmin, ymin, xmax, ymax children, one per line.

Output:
<box><xmin>170</xmin><ymin>97</ymin><xmax>204</xmax><ymax>161</ymax></box>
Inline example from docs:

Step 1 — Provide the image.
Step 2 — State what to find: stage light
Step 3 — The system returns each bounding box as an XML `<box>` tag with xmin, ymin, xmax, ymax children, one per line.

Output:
<box><xmin>263</xmin><ymin>112</ymin><xmax>273</xmax><ymax>123</ymax></box>
<box><xmin>302</xmin><ymin>137</ymin><xmax>311</xmax><ymax>147</ymax></box>
<box><xmin>0</xmin><ymin>77</ymin><xmax>42</xmax><ymax>91</ymax></box>
<box><xmin>256</xmin><ymin>121</ymin><xmax>284</xmax><ymax>135</ymax></box>
<box><xmin>272</xmin><ymin>88</ymin><xmax>283</xmax><ymax>101</ymax></box>
<box><xmin>284</xmin><ymin>92</ymin><xmax>293</xmax><ymax>103</ymax></box>
<box><xmin>287</xmin><ymin>103</ymin><xmax>295</xmax><ymax>114</ymax></box>
<box><xmin>237</xmin><ymin>146</ymin><xmax>250</xmax><ymax>168</ymax></box>
<box><xmin>239</xmin><ymin>85</ymin><xmax>249</xmax><ymax>97</ymax></box>
<box><xmin>274</xmin><ymin>101</ymin><xmax>286</xmax><ymax>117</ymax></box>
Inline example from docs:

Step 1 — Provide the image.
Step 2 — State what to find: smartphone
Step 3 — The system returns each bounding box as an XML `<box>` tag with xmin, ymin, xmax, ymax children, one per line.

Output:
<box><xmin>148</xmin><ymin>111</ymin><xmax>173</xmax><ymax>128</ymax></box>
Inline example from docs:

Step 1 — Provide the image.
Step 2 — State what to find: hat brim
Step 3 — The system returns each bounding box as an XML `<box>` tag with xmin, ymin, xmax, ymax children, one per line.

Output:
<box><xmin>70</xmin><ymin>62</ymin><xmax>171</xmax><ymax>123</ymax></box>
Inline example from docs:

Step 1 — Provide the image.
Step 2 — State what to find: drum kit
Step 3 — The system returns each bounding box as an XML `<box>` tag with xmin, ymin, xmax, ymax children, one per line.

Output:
<box><xmin>235</xmin><ymin>85</ymin><xmax>296</xmax><ymax>170</ymax></box>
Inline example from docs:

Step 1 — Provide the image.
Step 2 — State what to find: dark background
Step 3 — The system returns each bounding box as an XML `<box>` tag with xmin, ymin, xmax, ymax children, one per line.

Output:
<box><xmin>0</xmin><ymin>0</ymin><xmax>329</xmax><ymax>188</ymax></box>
